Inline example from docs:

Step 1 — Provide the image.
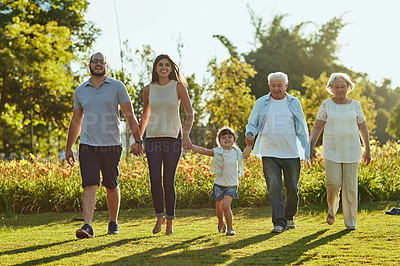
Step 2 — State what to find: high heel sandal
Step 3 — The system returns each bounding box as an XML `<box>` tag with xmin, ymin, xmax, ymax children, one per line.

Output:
<box><xmin>152</xmin><ymin>217</ymin><xmax>165</xmax><ymax>234</ymax></box>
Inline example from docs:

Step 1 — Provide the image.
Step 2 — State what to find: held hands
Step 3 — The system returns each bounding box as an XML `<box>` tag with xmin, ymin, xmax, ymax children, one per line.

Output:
<box><xmin>130</xmin><ymin>142</ymin><xmax>143</xmax><ymax>156</ymax></box>
<box><xmin>245</xmin><ymin>134</ymin><xmax>254</xmax><ymax>147</ymax></box>
<box><xmin>310</xmin><ymin>147</ymin><xmax>318</xmax><ymax>164</ymax></box>
<box><xmin>182</xmin><ymin>135</ymin><xmax>193</xmax><ymax>150</ymax></box>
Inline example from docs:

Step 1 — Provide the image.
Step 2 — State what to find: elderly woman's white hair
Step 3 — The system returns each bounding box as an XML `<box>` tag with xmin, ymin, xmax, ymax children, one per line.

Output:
<box><xmin>326</xmin><ymin>73</ymin><xmax>355</xmax><ymax>95</ymax></box>
<box><xmin>267</xmin><ymin>72</ymin><xmax>288</xmax><ymax>85</ymax></box>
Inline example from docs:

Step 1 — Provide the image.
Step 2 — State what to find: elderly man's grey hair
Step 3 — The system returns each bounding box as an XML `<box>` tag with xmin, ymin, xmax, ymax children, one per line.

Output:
<box><xmin>326</xmin><ymin>73</ymin><xmax>355</xmax><ymax>95</ymax></box>
<box><xmin>267</xmin><ymin>72</ymin><xmax>288</xmax><ymax>85</ymax></box>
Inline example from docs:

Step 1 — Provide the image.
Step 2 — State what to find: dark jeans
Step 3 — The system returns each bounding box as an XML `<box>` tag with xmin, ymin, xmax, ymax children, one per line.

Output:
<box><xmin>146</xmin><ymin>135</ymin><xmax>181</xmax><ymax>220</ymax></box>
<box><xmin>262</xmin><ymin>157</ymin><xmax>301</xmax><ymax>228</ymax></box>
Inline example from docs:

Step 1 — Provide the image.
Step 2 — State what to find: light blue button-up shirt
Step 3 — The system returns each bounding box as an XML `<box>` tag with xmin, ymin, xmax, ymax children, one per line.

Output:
<box><xmin>245</xmin><ymin>93</ymin><xmax>310</xmax><ymax>161</ymax></box>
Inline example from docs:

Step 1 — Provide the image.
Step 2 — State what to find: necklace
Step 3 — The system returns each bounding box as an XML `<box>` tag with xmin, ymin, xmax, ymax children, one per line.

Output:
<box><xmin>332</xmin><ymin>97</ymin><xmax>351</xmax><ymax>104</ymax></box>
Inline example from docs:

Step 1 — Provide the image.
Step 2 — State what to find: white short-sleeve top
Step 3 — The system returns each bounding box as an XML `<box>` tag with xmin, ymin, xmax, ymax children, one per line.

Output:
<box><xmin>316</xmin><ymin>98</ymin><xmax>366</xmax><ymax>163</ymax></box>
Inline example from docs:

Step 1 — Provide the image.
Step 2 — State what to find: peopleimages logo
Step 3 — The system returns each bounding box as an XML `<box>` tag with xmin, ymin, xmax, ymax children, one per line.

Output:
<box><xmin>146</xmin><ymin>140</ymin><xmax>182</xmax><ymax>152</ymax></box>
<box><xmin>146</xmin><ymin>113</ymin><xmax>179</xmax><ymax>132</ymax></box>
<box><xmin>81</xmin><ymin>113</ymin><xmax>121</xmax><ymax>135</ymax></box>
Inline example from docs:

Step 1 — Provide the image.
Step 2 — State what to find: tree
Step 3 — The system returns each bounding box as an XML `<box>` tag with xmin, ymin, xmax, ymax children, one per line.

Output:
<box><xmin>205</xmin><ymin>58</ymin><xmax>256</xmax><ymax>147</ymax></box>
<box><xmin>0</xmin><ymin>0</ymin><xmax>99</xmax><ymax>157</ymax></box>
<box><xmin>244</xmin><ymin>12</ymin><xmax>348</xmax><ymax>98</ymax></box>
<box><xmin>180</xmin><ymin>74</ymin><xmax>207</xmax><ymax>146</ymax></box>
<box><xmin>213</xmin><ymin>35</ymin><xmax>239</xmax><ymax>58</ymax></box>
<box><xmin>386</xmin><ymin>91</ymin><xmax>400</xmax><ymax>139</ymax></box>
<box><xmin>214</xmin><ymin>9</ymin><xmax>395</xmax><ymax>145</ymax></box>
<box><xmin>357</xmin><ymin>77</ymin><xmax>399</xmax><ymax>142</ymax></box>
<box><xmin>131</xmin><ymin>44</ymin><xmax>155</xmax><ymax>117</ymax></box>
<box><xmin>292</xmin><ymin>73</ymin><xmax>331</xmax><ymax>131</ymax></box>
<box><xmin>0</xmin><ymin>19</ymin><xmax>76</xmax><ymax>155</ymax></box>
<box><xmin>108</xmin><ymin>40</ymin><xmax>136</xmax><ymax>161</ymax></box>
<box><xmin>184</xmin><ymin>74</ymin><xmax>205</xmax><ymax>128</ymax></box>
<box><xmin>0</xmin><ymin>0</ymin><xmax>98</xmax><ymax>53</ymax></box>
<box><xmin>217</xmin><ymin>9</ymin><xmax>394</xmax><ymax>144</ymax></box>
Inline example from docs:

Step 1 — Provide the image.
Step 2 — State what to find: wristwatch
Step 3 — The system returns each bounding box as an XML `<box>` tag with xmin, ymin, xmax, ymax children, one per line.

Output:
<box><xmin>135</xmin><ymin>140</ymin><xmax>143</xmax><ymax>144</ymax></box>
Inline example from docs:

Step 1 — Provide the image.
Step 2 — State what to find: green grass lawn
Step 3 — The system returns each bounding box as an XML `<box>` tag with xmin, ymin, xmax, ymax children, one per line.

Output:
<box><xmin>1</xmin><ymin>201</ymin><xmax>400</xmax><ymax>265</ymax></box>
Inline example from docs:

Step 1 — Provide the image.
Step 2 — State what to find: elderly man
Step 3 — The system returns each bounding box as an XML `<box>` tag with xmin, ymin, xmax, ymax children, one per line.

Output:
<box><xmin>245</xmin><ymin>72</ymin><xmax>310</xmax><ymax>233</ymax></box>
<box><xmin>66</xmin><ymin>52</ymin><xmax>143</xmax><ymax>238</ymax></box>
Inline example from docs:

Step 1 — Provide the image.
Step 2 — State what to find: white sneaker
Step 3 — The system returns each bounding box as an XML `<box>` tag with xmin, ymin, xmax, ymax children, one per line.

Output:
<box><xmin>271</xmin><ymin>225</ymin><xmax>285</xmax><ymax>233</ymax></box>
<box><xmin>287</xmin><ymin>220</ymin><xmax>296</xmax><ymax>229</ymax></box>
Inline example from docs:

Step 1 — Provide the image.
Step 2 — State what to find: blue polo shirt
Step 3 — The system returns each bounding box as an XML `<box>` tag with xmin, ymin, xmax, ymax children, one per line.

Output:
<box><xmin>74</xmin><ymin>76</ymin><xmax>131</xmax><ymax>146</ymax></box>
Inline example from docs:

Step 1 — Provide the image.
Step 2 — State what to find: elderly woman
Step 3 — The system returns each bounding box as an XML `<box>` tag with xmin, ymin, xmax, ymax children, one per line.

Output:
<box><xmin>310</xmin><ymin>73</ymin><xmax>371</xmax><ymax>231</ymax></box>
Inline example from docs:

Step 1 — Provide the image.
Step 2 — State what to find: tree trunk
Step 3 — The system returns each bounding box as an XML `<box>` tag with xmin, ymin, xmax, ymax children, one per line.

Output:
<box><xmin>30</xmin><ymin>109</ymin><xmax>34</xmax><ymax>154</ymax></box>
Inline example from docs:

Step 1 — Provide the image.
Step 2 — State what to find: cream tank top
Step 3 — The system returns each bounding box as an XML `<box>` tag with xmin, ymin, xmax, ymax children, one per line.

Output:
<box><xmin>146</xmin><ymin>80</ymin><xmax>182</xmax><ymax>138</ymax></box>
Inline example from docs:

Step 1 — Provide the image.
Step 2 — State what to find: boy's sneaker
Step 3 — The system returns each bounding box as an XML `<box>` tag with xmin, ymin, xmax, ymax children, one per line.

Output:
<box><xmin>108</xmin><ymin>221</ymin><xmax>119</xmax><ymax>235</ymax></box>
<box><xmin>287</xmin><ymin>220</ymin><xmax>296</xmax><ymax>229</ymax></box>
<box><xmin>76</xmin><ymin>224</ymin><xmax>94</xmax><ymax>239</ymax></box>
<box><xmin>271</xmin><ymin>225</ymin><xmax>285</xmax><ymax>233</ymax></box>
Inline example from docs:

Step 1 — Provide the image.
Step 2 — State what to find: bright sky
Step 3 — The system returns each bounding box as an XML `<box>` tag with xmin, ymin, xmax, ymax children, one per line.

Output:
<box><xmin>86</xmin><ymin>0</ymin><xmax>400</xmax><ymax>89</ymax></box>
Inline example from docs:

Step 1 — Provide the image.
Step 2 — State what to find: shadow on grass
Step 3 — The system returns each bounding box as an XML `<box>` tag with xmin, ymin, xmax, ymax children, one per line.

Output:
<box><xmin>94</xmin><ymin>230</ymin><xmax>350</xmax><ymax>265</ymax></box>
<box><xmin>3</xmin><ymin>201</ymin><xmax>397</xmax><ymax>229</ymax></box>
<box><xmin>95</xmin><ymin>233</ymin><xmax>276</xmax><ymax>265</ymax></box>
<box><xmin>0</xmin><ymin>239</ymin><xmax>76</xmax><ymax>256</ymax></box>
<box><xmin>232</xmin><ymin>202</ymin><xmax>327</xmax><ymax>220</ymax></box>
<box><xmin>233</xmin><ymin>229</ymin><xmax>350</xmax><ymax>265</ymax></box>
<box><xmin>234</xmin><ymin>201</ymin><xmax>400</xmax><ymax>220</ymax></box>
<box><xmin>13</xmin><ymin>235</ymin><xmax>154</xmax><ymax>266</ymax></box>
<box><xmin>1</xmin><ymin>208</ymin><xmax>160</xmax><ymax>230</ymax></box>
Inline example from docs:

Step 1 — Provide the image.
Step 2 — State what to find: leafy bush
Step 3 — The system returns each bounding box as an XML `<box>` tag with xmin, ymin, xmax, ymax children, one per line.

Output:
<box><xmin>1</xmin><ymin>140</ymin><xmax>399</xmax><ymax>213</ymax></box>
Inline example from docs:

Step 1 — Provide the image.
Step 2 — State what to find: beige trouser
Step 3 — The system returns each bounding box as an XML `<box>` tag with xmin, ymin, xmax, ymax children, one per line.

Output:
<box><xmin>323</xmin><ymin>159</ymin><xmax>359</xmax><ymax>229</ymax></box>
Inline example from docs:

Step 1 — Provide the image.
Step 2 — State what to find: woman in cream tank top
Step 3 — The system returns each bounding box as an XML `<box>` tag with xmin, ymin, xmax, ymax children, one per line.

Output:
<box><xmin>310</xmin><ymin>73</ymin><xmax>371</xmax><ymax>231</ymax></box>
<box><xmin>146</xmin><ymin>80</ymin><xmax>181</xmax><ymax>138</ymax></box>
<box><xmin>139</xmin><ymin>54</ymin><xmax>194</xmax><ymax>235</ymax></box>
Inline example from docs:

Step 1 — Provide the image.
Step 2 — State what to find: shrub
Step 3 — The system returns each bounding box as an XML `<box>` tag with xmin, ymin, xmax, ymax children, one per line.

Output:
<box><xmin>1</xmin><ymin>140</ymin><xmax>399</xmax><ymax>213</ymax></box>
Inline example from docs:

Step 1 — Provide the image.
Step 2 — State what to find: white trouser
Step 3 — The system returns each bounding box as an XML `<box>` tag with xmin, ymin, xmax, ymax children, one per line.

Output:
<box><xmin>323</xmin><ymin>159</ymin><xmax>359</xmax><ymax>228</ymax></box>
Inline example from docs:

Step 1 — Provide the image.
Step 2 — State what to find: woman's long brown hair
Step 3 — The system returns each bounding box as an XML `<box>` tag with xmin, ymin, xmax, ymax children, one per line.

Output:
<box><xmin>151</xmin><ymin>54</ymin><xmax>188</xmax><ymax>87</ymax></box>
